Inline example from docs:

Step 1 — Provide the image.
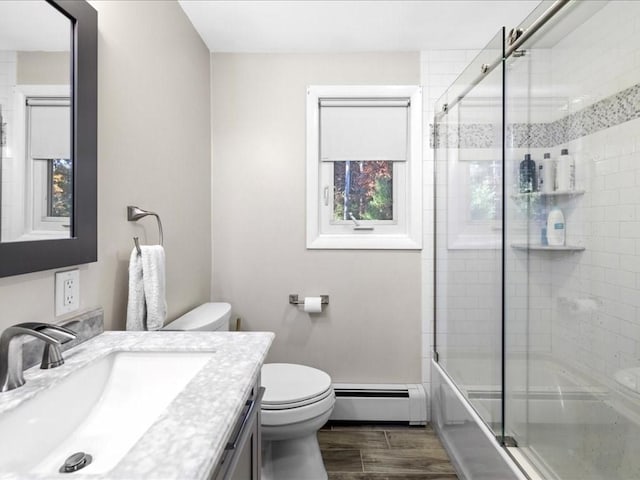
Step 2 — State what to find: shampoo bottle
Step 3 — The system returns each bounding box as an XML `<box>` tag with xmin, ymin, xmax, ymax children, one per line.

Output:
<box><xmin>555</xmin><ymin>148</ymin><xmax>575</xmax><ymax>192</ymax></box>
<box><xmin>539</xmin><ymin>153</ymin><xmax>556</xmax><ymax>193</ymax></box>
<box><xmin>546</xmin><ymin>208</ymin><xmax>565</xmax><ymax>246</ymax></box>
<box><xmin>519</xmin><ymin>153</ymin><xmax>537</xmax><ymax>193</ymax></box>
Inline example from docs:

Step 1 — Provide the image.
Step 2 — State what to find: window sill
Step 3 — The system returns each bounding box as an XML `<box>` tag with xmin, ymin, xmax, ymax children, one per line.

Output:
<box><xmin>307</xmin><ymin>233</ymin><xmax>422</xmax><ymax>250</ymax></box>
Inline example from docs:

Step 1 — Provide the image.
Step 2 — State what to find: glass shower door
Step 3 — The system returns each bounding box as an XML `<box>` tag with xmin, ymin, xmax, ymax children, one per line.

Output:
<box><xmin>434</xmin><ymin>28</ymin><xmax>505</xmax><ymax>437</ymax></box>
<box><xmin>503</xmin><ymin>1</ymin><xmax>640</xmax><ymax>478</ymax></box>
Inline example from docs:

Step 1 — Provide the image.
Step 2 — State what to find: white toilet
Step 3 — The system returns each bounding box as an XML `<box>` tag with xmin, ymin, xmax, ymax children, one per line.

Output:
<box><xmin>165</xmin><ymin>303</ymin><xmax>335</xmax><ymax>480</ymax></box>
<box><xmin>260</xmin><ymin>363</ymin><xmax>335</xmax><ymax>480</ymax></box>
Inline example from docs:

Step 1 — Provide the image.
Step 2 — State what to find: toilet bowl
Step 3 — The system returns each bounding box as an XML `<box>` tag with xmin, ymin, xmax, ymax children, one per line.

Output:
<box><xmin>164</xmin><ymin>304</ymin><xmax>335</xmax><ymax>479</ymax></box>
<box><xmin>261</xmin><ymin>363</ymin><xmax>335</xmax><ymax>480</ymax></box>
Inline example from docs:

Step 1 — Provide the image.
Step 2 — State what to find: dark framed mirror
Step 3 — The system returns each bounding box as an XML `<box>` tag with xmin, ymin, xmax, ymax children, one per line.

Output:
<box><xmin>0</xmin><ymin>0</ymin><xmax>97</xmax><ymax>277</ymax></box>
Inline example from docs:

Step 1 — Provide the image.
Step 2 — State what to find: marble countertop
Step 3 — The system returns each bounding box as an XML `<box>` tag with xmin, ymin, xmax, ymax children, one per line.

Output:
<box><xmin>0</xmin><ymin>331</ymin><xmax>274</xmax><ymax>480</ymax></box>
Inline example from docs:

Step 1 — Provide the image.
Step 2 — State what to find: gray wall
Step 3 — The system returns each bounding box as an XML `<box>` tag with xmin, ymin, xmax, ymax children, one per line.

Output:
<box><xmin>17</xmin><ymin>51</ymin><xmax>70</xmax><ymax>84</ymax></box>
<box><xmin>211</xmin><ymin>53</ymin><xmax>422</xmax><ymax>383</ymax></box>
<box><xmin>0</xmin><ymin>0</ymin><xmax>211</xmax><ymax>332</ymax></box>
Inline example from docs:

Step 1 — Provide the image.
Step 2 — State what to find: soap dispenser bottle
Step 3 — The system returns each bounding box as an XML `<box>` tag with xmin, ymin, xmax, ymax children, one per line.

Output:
<box><xmin>519</xmin><ymin>153</ymin><xmax>537</xmax><ymax>193</ymax></box>
<box><xmin>546</xmin><ymin>207</ymin><xmax>566</xmax><ymax>246</ymax></box>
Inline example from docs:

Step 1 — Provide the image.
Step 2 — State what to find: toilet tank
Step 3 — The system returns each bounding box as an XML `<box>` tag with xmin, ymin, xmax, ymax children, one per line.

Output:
<box><xmin>163</xmin><ymin>303</ymin><xmax>231</xmax><ymax>331</ymax></box>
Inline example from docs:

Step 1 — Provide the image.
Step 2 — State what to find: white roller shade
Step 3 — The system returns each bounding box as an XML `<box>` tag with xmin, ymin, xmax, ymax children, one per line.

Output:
<box><xmin>320</xmin><ymin>100</ymin><xmax>408</xmax><ymax>161</ymax></box>
<box><xmin>29</xmin><ymin>103</ymin><xmax>71</xmax><ymax>159</ymax></box>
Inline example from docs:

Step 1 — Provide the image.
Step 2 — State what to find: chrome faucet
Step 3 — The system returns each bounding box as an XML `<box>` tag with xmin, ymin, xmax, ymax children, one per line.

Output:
<box><xmin>0</xmin><ymin>322</ymin><xmax>77</xmax><ymax>392</ymax></box>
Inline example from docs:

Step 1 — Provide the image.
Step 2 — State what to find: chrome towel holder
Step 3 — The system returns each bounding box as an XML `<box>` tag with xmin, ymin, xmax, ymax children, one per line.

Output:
<box><xmin>127</xmin><ymin>205</ymin><xmax>163</xmax><ymax>255</ymax></box>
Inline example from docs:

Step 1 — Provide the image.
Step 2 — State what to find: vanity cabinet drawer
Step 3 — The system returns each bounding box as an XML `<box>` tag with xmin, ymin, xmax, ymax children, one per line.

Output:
<box><xmin>211</xmin><ymin>382</ymin><xmax>264</xmax><ymax>480</ymax></box>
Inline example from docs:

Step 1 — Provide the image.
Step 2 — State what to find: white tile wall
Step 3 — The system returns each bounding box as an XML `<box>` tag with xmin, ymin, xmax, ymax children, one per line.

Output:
<box><xmin>547</xmin><ymin>0</ymin><xmax>640</xmax><ymax>381</ymax></box>
<box><xmin>552</xmin><ymin>118</ymin><xmax>640</xmax><ymax>380</ymax></box>
<box><xmin>548</xmin><ymin>1</ymin><xmax>640</xmax><ymax>119</ymax></box>
<box><xmin>0</xmin><ymin>51</ymin><xmax>16</xmax><ymax>241</ymax></box>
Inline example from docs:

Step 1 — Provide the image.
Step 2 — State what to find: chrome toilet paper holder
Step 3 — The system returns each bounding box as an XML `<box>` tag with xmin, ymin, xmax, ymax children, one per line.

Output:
<box><xmin>289</xmin><ymin>294</ymin><xmax>329</xmax><ymax>306</ymax></box>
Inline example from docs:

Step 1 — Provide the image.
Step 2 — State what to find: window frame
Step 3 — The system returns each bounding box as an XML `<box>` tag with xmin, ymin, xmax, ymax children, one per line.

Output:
<box><xmin>306</xmin><ymin>85</ymin><xmax>422</xmax><ymax>250</ymax></box>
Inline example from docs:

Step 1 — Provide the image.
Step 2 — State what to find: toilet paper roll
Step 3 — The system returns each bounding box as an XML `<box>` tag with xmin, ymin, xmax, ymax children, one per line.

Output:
<box><xmin>303</xmin><ymin>297</ymin><xmax>323</xmax><ymax>313</ymax></box>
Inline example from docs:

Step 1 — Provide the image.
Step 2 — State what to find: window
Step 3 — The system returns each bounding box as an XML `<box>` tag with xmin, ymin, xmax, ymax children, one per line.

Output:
<box><xmin>306</xmin><ymin>86</ymin><xmax>422</xmax><ymax>249</ymax></box>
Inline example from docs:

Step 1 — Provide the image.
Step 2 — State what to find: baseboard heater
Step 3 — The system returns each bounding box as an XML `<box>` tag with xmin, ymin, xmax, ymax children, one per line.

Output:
<box><xmin>330</xmin><ymin>383</ymin><xmax>427</xmax><ymax>425</ymax></box>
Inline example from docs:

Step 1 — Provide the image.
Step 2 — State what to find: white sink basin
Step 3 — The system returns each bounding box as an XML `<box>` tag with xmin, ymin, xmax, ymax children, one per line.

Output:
<box><xmin>0</xmin><ymin>351</ymin><xmax>214</xmax><ymax>475</ymax></box>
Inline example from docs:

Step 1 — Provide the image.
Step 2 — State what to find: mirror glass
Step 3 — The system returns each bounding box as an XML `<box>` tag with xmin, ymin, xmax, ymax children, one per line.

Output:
<box><xmin>0</xmin><ymin>1</ymin><xmax>72</xmax><ymax>242</ymax></box>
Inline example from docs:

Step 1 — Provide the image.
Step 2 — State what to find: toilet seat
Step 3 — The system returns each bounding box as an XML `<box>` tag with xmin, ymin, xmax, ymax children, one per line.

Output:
<box><xmin>261</xmin><ymin>363</ymin><xmax>332</xmax><ymax>405</ymax></box>
<box><xmin>261</xmin><ymin>392</ymin><xmax>335</xmax><ymax>426</ymax></box>
<box><xmin>261</xmin><ymin>387</ymin><xmax>333</xmax><ymax>410</ymax></box>
<box><xmin>261</xmin><ymin>363</ymin><xmax>335</xmax><ymax>426</ymax></box>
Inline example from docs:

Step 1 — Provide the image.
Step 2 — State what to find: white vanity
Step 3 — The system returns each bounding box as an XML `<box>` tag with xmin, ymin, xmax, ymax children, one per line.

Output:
<box><xmin>0</xmin><ymin>331</ymin><xmax>273</xmax><ymax>479</ymax></box>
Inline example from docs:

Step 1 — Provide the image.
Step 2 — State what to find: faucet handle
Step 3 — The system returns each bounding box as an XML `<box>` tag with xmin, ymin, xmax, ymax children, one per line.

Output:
<box><xmin>38</xmin><ymin>323</ymin><xmax>77</xmax><ymax>343</ymax></box>
<box><xmin>15</xmin><ymin>322</ymin><xmax>77</xmax><ymax>344</ymax></box>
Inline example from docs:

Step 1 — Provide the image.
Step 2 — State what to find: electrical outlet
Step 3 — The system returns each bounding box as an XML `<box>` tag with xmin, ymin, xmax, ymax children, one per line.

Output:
<box><xmin>55</xmin><ymin>269</ymin><xmax>80</xmax><ymax>316</ymax></box>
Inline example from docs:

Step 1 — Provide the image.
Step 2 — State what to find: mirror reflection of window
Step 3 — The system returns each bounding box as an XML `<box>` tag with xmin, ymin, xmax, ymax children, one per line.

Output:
<box><xmin>27</xmin><ymin>98</ymin><xmax>71</xmax><ymax>237</ymax></box>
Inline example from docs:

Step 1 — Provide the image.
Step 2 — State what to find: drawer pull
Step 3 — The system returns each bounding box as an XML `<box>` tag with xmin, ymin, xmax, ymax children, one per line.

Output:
<box><xmin>225</xmin><ymin>387</ymin><xmax>265</xmax><ymax>451</ymax></box>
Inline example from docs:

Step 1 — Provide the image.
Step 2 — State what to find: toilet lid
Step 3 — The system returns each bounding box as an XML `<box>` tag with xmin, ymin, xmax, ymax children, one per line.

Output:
<box><xmin>261</xmin><ymin>363</ymin><xmax>332</xmax><ymax>407</ymax></box>
<box><xmin>164</xmin><ymin>303</ymin><xmax>231</xmax><ymax>331</ymax></box>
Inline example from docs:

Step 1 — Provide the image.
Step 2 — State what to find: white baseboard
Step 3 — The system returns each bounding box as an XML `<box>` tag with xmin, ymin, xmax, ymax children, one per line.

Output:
<box><xmin>330</xmin><ymin>383</ymin><xmax>427</xmax><ymax>425</ymax></box>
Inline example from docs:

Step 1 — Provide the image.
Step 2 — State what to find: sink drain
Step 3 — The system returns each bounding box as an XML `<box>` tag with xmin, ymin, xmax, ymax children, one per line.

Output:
<box><xmin>59</xmin><ymin>452</ymin><xmax>93</xmax><ymax>473</ymax></box>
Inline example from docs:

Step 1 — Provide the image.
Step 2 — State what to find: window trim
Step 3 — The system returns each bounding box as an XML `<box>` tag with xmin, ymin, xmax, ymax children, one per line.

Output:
<box><xmin>306</xmin><ymin>85</ymin><xmax>422</xmax><ymax>250</ymax></box>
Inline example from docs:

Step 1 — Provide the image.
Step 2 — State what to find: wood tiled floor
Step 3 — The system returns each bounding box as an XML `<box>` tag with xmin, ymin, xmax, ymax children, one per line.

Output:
<box><xmin>318</xmin><ymin>424</ymin><xmax>459</xmax><ymax>480</ymax></box>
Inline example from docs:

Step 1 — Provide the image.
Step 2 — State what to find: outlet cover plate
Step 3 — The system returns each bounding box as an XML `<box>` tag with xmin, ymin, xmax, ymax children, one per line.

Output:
<box><xmin>55</xmin><ymin>269</ymin><xmax>80</xmax><ymax>316</ymax></box>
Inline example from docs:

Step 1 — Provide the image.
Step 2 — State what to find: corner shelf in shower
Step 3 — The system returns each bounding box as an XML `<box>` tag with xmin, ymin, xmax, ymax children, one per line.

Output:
<box><xmin>510</xmin><ymin>190</ymin><xmax>585</xmax><ymax>200</ymax></box>
<box><xmin>511</xmin><ymin>244</ymin><xmax>585</xmax><ymax>252</ymax></box>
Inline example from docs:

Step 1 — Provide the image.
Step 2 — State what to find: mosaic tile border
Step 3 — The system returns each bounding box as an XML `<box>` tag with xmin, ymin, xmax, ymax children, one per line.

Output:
<box><xmin>432</xmin><ymin>82</ymin><xmax>640</xmax><ymax>149</ymax></box>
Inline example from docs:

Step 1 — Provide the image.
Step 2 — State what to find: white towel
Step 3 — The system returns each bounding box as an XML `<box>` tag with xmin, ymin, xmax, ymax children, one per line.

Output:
<box><xmin>126</xmin><ymin>247</ymin><xmax>145</xmax><ymax>330</ymax></box>
<box><xmin>126</xmin><ymin>245</ymin><xmax>167</xmax><ymax>331</ymax></box>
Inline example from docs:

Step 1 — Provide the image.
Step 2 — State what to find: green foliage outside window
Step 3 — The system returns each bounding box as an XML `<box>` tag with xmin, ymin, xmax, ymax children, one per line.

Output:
<box><xmin>49</xmin><ymin>158</ymin><xmax>72</xmax><ymax>218</ymax></box>
<box><xmin>333</xmin><ymin>161</ymin><xmax>393</xmax><ymax>221</ymax></box>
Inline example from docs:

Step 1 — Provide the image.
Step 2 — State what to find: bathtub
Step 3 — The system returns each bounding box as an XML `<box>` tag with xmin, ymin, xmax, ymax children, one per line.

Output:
<box><xmin>433</xmin><ymin>354</ymin><xmax>640</xmax><ymax>479</ymax></box>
